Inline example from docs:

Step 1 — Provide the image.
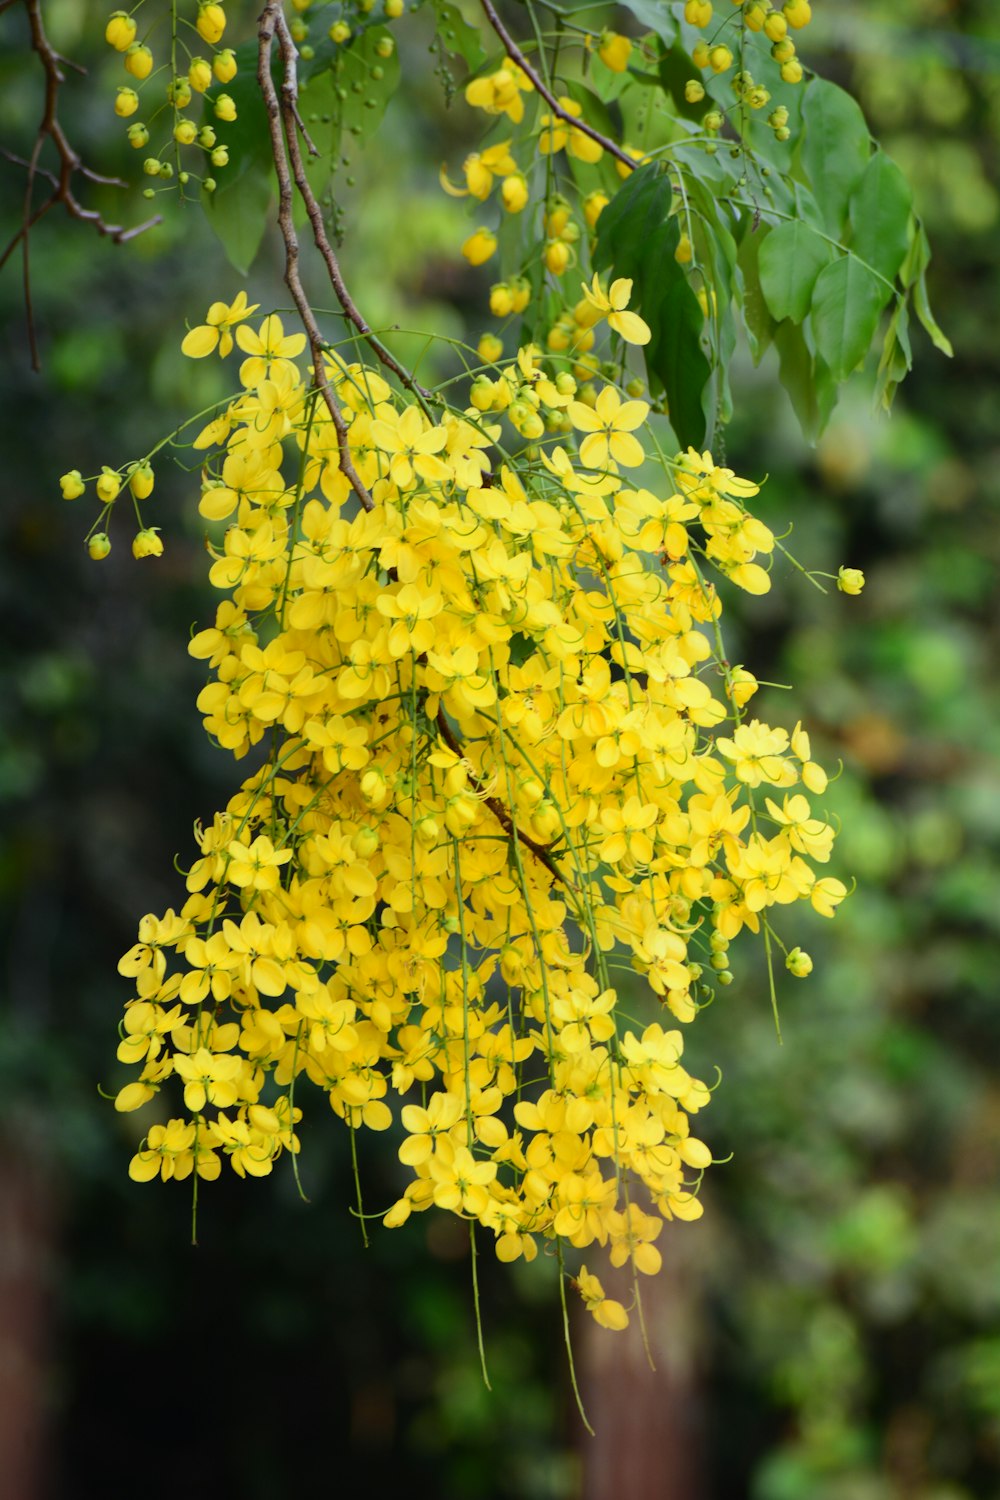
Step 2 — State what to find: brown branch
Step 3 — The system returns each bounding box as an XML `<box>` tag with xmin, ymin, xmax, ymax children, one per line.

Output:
<box><xmin>269</xmin><ymin>6</ymin><xmax>432</xmax><ymax>403</ymax></box>
<box><xmin>477</xmin><ymin>0</ymin><xmax>636</xmax><ymax>172</ymax></box>
<box><xmin>3</xmin><ymin>0</ymin><xmax>161</xmax><ymax>367</ymax></box>
<box><xmin>435</xmin><ymin>708</ymin><xmax>573</xmax><ymax>892</ymax></box>
<box><xmin>258</xmin><ymin>1</ymin><xmax>374</xmax><ymax>513</ymax></box>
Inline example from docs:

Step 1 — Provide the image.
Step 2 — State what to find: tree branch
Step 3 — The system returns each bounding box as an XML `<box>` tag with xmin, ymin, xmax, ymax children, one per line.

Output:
<box><xmin>435</xmin><ymin>709</ymin><xmax>573</xmax><ymax>893</ymax></box>
<box><xmin>269</xmin><ymin>5</ymin><xmax>432</xmax><ymax>404</ymax></box>
<box><xmin>2</xmin><ymin>0</ymin><xmax>161</xmax><ymax>368</ymax></box>
<box><xmin>258</xmin><ymin>0</ymin><xmax>375</xmax><ymax>513</ymax></box>
<box><xmin>477</xmin><ymin>0</ymin><xmax>636</xmax><ymax>172</ymax></box>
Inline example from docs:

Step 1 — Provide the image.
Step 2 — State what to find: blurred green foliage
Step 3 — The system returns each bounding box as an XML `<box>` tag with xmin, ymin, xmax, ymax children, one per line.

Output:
<box><xmin>1</xmin><ymin>0</ymin><xmax>998</xmax><ymax>1496</ymax></box>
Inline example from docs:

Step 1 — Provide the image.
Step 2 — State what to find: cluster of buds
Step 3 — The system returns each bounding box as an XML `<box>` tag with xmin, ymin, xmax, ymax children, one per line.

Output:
<box><xmin>60</xmin><ymin>461</ymin><xmax>162</xmax><ymax>561</ymax></box>
<box><xmin>105</xmin><ymin>5</ymin><xmax>238</xmax><ymax>198</ymax></box>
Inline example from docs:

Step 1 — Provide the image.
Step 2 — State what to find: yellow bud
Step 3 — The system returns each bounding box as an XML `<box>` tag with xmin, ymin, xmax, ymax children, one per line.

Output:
<box><xmin>196</xmin><ymin>3</ymin><xmax>227</xmax><ymax>46</ymax></box>
<box><xmin>115</xmin><ymin>87</ymin><xmax>140</xmax><ymax>117</ymax></box>
<box><xmin>132</xmin><ymin>528</ymin><xmax>163</xmax><ymax>559</ymax></box>
<box><xmin>385</xmin><ymin>0</ymin><xmax>404</xmax><ymax>16</ymax></box>
<box><xmin>683</xmin><ymin>0</ymin><xmax>713</xmax><ymax>24</ymax></box>
<box><xmin>329</xmin><ymin>20</ymin><xmax>351</xmax><ymax>42</ymax></box>
<box><xmin>105</xmin><ymin>11</ymin><xmax>136</xmax><ymax>51</ymax></box>
<box><xmin>212</xmin><ymin>48</ymin><xmax>238</xmax><ymax>83</ymax></box>
<box><xmin>129</xmin><ymin>463</ymin><xmax>155</xmax><ymax>500</ymax></box>
<box><xmin>477</xmin><ymin>333</ymin><xmax>503</xmax><ymax>363</ymax></box>
<box><xmin>124</xmin><ymin>43</ymin><xmax>154</xmax><ymax>80</ymax></box>
<box><xmin>462</xmin><ymin>227</ymin><xmax>497</xmax><ymax>266</ymax></box>
<box><xmin>692</xmin><ymin>41</ymin><xmax>711</xmax><ymax>68</ymax></box>
<box><xmin>188</xmin><ymin>56</ymin><xmax>213</xmax><ymax>92</ymax></box>
<box><xmin>214</xmin><ymin>92</ymin><xmax>237</xmax><ymax>122</ymax></box>
<box><xmin>470</xmin><ymin>377</ymin><xmax>495</xmax><ymax>411</ymax></box>
<box><xmin>60</xmin><ymin>470</ymin><xmax>85</xmax><ymax>500</ymax></box>
<box><xmin>709</xmin><ymin>44</ymin><xmax>733</xmax><ymax>72</ymax></box>
<box><xmin>88</xmin><ymin>532</ymin><xmax>112</xmax><ymax>560</ymax></box>
<box><xmin>544</xmin><ymin>239</ymin><xmax>571</xmax><ymax>275</ymax></box>
<box><xmin>598</xmin><ymin>32</ymin><xmax>632</xmax><ymax>73</ymax></box>
<box><xmin>783</xmin><ymin>0</ymin><xmax>812</xmax><ymax>27</ymax></box>
<box><xmin>786</xmin><ymin>947</ymin><xmax>813</xmax><ymax>978</ymax></box>
<box><xmin>510</xmin><ymin>277</ymin><xmax>532</xmax><ymax>313</ymax></box>
<box><xmin>685</xmin><ymin>79</ymin><xmax>706</xmax><ymax>103</ymax></box>
<box><xmin>836</xmin><ymin>566</ymin><xmax>865</xmax><ymax>596</ymax></box>
<box><xmin>780</xmin><ymin>57</ymin><xmax>804</xmax><ymax>83</ymax></box>
<box><xmin>764</xmin><ymin>12</ymin><xmax>788</xmax><ymax>39</ymax></box>
<box><xmin>500</xmin><ymin>173</ymin><xmax>529</xmax><ymax>213</ymax></box>
<box><xmin>96</xmin><ymin>468</ymin><xmax>121</xmax><ymax>504</ymax></box>
<box><xmin>174</xmin><ymin>118</ymin><xmax>198</xmax><ymax>145</ymax></box>
<box><xmin>583</xmin><ymin>190</ymin><xmax>608</xmax><ymax>228</ymax></box>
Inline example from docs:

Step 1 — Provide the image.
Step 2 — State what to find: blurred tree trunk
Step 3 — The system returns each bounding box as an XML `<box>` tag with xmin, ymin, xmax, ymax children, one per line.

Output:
<box><xmin>578</xmin><ymin>1225</ymin><xmax>708</xmax><ymax>1500</ymax></box>
<box><xmin>0</xmin><ymin>1138</ymin><xmax>54</xmax><ymax>1500</ymax></box>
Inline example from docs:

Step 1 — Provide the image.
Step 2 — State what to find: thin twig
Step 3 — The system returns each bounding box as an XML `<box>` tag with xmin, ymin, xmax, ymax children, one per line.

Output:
<box><xmin>477</xmin><ymin>0</ymin><xmax>636</xmax><ymax>171</ymax></box>
<box><xmin>435</xmin><ymin>708</ymin><xmax>572</xmax><ymax>891</ymax></box>
<box><xmin>269</xmin><ymin>6</ymin><xmax>433</xmax><ymax>403</ymax></box>
<box><xmin>258</xmin><ymin>1</ymin><xmax>374</xmax><ymax>512</ymax></box>
<box><xmin>3</xmin><ymin>0</ymin><xmax>160</xmax><ymax>366</ymax></box>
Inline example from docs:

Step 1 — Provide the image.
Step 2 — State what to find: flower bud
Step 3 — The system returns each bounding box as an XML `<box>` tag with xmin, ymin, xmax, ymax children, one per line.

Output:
<box><xmin>212</xmin><ymin>48</ymin><xmax>237</xmax><ymax>83</ymax></box>
<box><xmin>583</xmin><ymin>190</ymin><xmax>608</xmax><ymax>228</ymax></box>
<box><xmin>129</xmin><ymin>463</ymin><xmax>155</xmax><ymax>500</ymax></box>
<box><xmin>174</xmin><ymin>118</ymin><xmax>198</xmax><ymax>145</ymax></box>
<box><xmin>786</xmin><ymin>947</ymin><xmax>813</xmax><ymax>977</ymax></box>
<box><xmin>462</xmin><ymin>228</ymin><xmax>497</xmax><ymax>266</ymax></box>
<box><xmin>329</xmin><ymin>20</ymin><xmax>351</xmax><ymax>43</ymax></box>
<box><xmin>88</xmin><ymin>532</ymin><xmax>112</xmax><ymax>560</ymax></box>
<box><xmin>132</xmin><ymin>527</ymin><xmax>163</xmax><ymax>559</ymax></box>
<box><xmin>836</xmin><ymin>566</ymin><xmax>865</xmax><ymax>596</ymax></box>
<box><xmin>115</xmin><ymin>87</ymin><xmax>140</xmax><ymax>117</ymax></box>
<box><xmin>124</xmin><ymin>43</ymin><xmax>154</xmax><ymax>80</ymax></box>
<box><xmin>60</xmin><ymin>470</ymin><xmax>85</xmax><ymax>500</ymax></box>
<box><xmin>214</xmin><ymin>93</ymin><xmax>237</xmax><ymax>122</ymax></box>
<box><xmin>685</xmin><ymin>79</ymin><xmax>706</xmax><ymax>103</ymax></box>
<box><xmin>188</xmin><ymin>57</ymin><xmax>213</xmax><ymax>92</ymax></box>
<box><xmin>96</xmin><ymin>467</ymin><xmax>122</xmax><ymax>504</ymax></box>
<box><xmin>598</xmin><ymin>32</ymin><xmax>632</xmax><ymax>73</ymax></box>
<box><xmin>105</xmin><ymin>11</ymin><xmax>136</xmax><ymax>51</ymax></box>
<box><xmin>500</xmin><ymin>173</ymin><xmax>529</xmax><ymax>213</ymax></box>
<box><xmin>196</xmin><ymin>3</ymin><xmax>227</xmax><ymax>46</ymax></box>
<box><xmin>127</xmin><ymin>122</ymin><xmax>149</xmax><ymax>148</ymax></box>
<box><xmin>477</xmin><ymin>332</ymin><xmax>504</xmax><ymax>363</ymax></box>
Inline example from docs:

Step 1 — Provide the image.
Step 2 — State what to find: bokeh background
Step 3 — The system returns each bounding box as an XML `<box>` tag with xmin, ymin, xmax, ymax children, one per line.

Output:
<box><xmin>1</xmin><ymin>1</ymin><xmax>998</xmax><ymax>1496</ymax></box>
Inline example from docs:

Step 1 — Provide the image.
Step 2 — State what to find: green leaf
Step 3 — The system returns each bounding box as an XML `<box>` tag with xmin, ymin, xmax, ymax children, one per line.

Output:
<box><xmin>810</xmin><ymin>254</ymin><xmax>888</xmax><ymax>381</ymax></box>
<box><xmin>432</xmin><ymin>0</ymin><xmax>486</xmax><ymax>70</ymax></box>
<box><xmin>849</xmin><ymin>150</ymin><xmax>913</xmax><ymax>284</ymax></box>
<box><xmin>736</xmin><ymin>223</ymin><xmax>777</xmax><ymax>366</ymax></box>
<box><xmin>204</xmin><ymin>40</ymin><xmax>275</xmax><ymax>179</ymax></box>
<box><xmin>203</xmin><ymin>161</ymin><xmax>274</xmax><ymax>276</ymax></box>
<box><xmin>331</xmin><ymin>26</ymin><xmax>401</xmax><ymax>150</ymax></box>
<box><xmin>800</xmin><ymin>78</ymin><xmax>871</xmax><ymax>236</ymax></box>
<box><xmin>658</xmin><ymin>276</ymin><xmax>713</xmax><ymax>450</ymax></box>
<box><xmin>874</xmin><ymin>300</ymin><xmax>913</xmax><ymax>413</ymax></box>
<box><xmin>617</xmin><ymin>0</ymin><xmax>677</xmax><ymax>42</ymax></box>
<box><xmin>900</xmin><ymin>221</ymin><xmax>953</xmax><ymax>356</ymax></box>
<box><xmin>913</xmin><ymin>267</ymin><xmax>954</xmax><ymax>357</ymax></box>
<box><xmin>758</xmin><ymin>219</ymin><xmax>835</xmax><ymax>325</ymax></box>
<box><xmin>658</xmin><ymin>39</ymin><xmax>711</xmax><ymax>122</ymax></box>
<box><xmin>774</xmin><ymin>321</ymin><xmax>837</xmax><ymax>443</ymax></box>
<box><xmin>593</xmin><ymin>163</ymin><xmax>711</xmax><ymax>448</ymax></box>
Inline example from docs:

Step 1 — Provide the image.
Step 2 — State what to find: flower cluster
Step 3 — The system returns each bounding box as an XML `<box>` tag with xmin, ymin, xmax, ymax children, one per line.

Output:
<box><xmin>104</xmin><ymin>3</ymin><xmax>237</xmax><ymax>198</ymax></box>
<box><xmin>107</xmin><ymin>295</ymin><xmax>847</xmax><ymax>1331</ymax></box>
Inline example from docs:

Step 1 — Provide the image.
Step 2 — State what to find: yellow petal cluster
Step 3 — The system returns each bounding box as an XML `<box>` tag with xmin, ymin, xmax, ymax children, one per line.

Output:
<box><xmin>113</xmin><ymin>301</ymin><xmax>845</xmax><ymax>1333</ymax></box>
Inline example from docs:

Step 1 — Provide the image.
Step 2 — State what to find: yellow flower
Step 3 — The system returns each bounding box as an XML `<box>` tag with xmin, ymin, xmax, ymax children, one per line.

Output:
<box><xmin>568</xmin><ymin>384</ymin><xmax>650</xmax><ymax>469</ymax></box>
<box><xmin>579</xmin><ymin>274</ymin><xmax>651</xmax><ymax>346</ymax></box>
<box><xmin>181</xmin><ymin>291</ymin><xmax>259</xmax><ymax>358</ymax></box>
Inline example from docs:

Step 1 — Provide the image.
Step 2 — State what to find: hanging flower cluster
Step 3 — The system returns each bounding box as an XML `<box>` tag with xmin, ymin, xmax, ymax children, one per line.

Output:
<box><xmin>105</xmin><ymin>294</ymin><xmax>847</xmax><ymax>1332</ymax></box>
<box><xmin>104</xmin><ymin>3</ymin><xmax>237</xmax><ymax>197</ymax></box>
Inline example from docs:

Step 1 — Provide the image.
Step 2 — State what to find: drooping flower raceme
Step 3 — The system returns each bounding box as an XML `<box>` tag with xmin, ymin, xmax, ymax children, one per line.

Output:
<box><xmin>106</xmin><ymin>299</ymin><xmax>846</xmax><ymax>1334</ymax></box>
